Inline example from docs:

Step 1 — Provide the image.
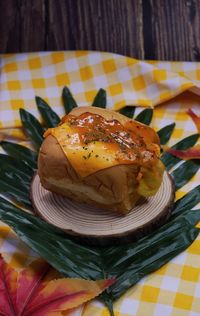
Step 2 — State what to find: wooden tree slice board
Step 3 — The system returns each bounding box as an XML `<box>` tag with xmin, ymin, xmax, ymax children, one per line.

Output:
<box><xmin>31</xmin><ymin>172</ymin><xmax>175</xmax><ymax>246</ymax></box>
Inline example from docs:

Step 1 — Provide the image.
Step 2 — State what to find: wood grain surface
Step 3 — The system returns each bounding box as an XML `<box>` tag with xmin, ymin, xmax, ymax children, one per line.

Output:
<box><xmin>31</xmin><ymin>172</ymin><xmax>175</xmax><ymax>246</ymax></box>
<box><xmin>0</xmin><ymin>0</ymin><xmax>200</xmax><ymax>61</ymax></box>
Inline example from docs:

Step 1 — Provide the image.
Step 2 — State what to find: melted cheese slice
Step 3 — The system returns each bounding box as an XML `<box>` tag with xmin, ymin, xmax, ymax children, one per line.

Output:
<box><xmin>49</xmin><ymin>123</ymin><xmax>130</xmax><ymax>177</ymax></box>
<box><xmin>45</xmin><ymin>113</ymin><xmax>161</xmax><ymax>178</ymax></box>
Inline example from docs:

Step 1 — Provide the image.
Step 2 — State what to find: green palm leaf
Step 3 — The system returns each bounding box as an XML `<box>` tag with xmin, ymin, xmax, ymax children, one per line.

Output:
<box><xmin>0</xmin><ymin>154</ymin><xmax>34</xmax><ymax>177</ymax></box>
<box><xmin>172</xmin><ymin>160</ymin><xmax>200</xmax><ymax>190</ymax></box>
<box><xmin>35</xmin><ymin>96</ymin><xmax>60</xmax><ymax>127</ymax></box>
<box><xmin>0</xmin><ymin>155</ymin><xmax>33</xmax><ymax>207</ymax></box>
<box><xmin>20</xmin><ymin>109</ymin><xmax>44</xmax><ymax>148</ymax></box>
<box><xmin>92</xmin><ymin>88</ymin><xmax>107</xmax><ymax>108</ymax></box>
<box><xmin>62</xmin><ymin>86</ymin><xmax>77</xmax><ymax>114</ymax></box>
<box><xmin>0</xmin><ymin>179</ymin><xmax>31</xmax><ymax>207</ymax></box>
<box><xmin>172</xmin><ymin>185</ymin><xmax>200</xmax><ymax>217</ymax></box>
<box><xmin>158</xmin><ymin>123</ymin><xmax>176</xmax><ymax>145</ymax></box>
<box><xmin>119</xmin><ymin>106</ymin><xmax>135</xmax><ymax>118</ymax></box>
<box><xmin>135</xmin><ymin>108</ymin><xmax>153</xmax><ymax>125</ymax></box>
<box><xmin>0</xmin><ymin>141</ymin><xmax>37</xmax><ymax>169</ymax></box>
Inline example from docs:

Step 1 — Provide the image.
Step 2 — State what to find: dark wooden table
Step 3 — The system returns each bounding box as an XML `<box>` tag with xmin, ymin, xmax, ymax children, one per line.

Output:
<box><xmin>1</xmin><ymin>0</ymin><xmax>200</xmax><ymax>61</ymax></box>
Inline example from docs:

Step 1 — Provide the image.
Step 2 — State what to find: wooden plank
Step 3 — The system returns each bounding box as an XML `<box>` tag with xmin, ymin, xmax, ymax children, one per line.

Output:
<box><xmin>143</xmin><ymin>0</ymin><xmax>200</xmax><ymax>61</ymax></box>
<box><xmin>0</xmin><ymin>0</ymin><xmax>20</xmax><ymax>53</ymax></box>
<box><xmin>0</xmin><ymin>0</ymin><xmax>45</xmax><ymax>53</ymax></box>
<box><xmin>1</xmin><ymin>0</ymin><xmax>200</xmax><ymax>61</ymax></box>
<box><xmin>46</xmin><ymin>0</ymin><xmax>144</xmax><ymax>59</ymax></box>
<box><xmin>19</xmin><ymin>0</ymin><xmax>45</xmax><ymax>52</ymax></box>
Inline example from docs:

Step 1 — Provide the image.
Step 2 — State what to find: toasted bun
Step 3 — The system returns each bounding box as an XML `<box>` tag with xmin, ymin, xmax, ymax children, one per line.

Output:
<box><xmin>38</xmin><ymin>107</ymin><xmax>164</xmax><ymax>214</ymax></box>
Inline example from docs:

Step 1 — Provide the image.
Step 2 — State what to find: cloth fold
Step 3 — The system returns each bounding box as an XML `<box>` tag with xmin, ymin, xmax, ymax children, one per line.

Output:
<box><xmin>1</xmin><ymin>51</ymin><xmax>200</xmax><ymax>132</ymax></box>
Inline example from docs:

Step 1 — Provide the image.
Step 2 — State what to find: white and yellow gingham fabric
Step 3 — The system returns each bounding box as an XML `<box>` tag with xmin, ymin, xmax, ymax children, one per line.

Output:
<box><xmin>0</xmin><ymin>51</ymin><xmax>199</xmax><ymax>316</ymax></box>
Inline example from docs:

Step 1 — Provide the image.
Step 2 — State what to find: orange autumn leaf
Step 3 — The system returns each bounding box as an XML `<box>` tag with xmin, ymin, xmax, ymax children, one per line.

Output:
<box><xmin>164</xmin><ymin>145</ymin><xmax>200</xmax><ymax>160</ymax></box>
<box><xmin>0</xmin><ymin>255</ymin><xmax>115</xmax><ymax>316</ymax></box>
<box><xmin>187</xmin><ymin>109</ymin><xmax>200</xmax><ymax>133</ymax></box>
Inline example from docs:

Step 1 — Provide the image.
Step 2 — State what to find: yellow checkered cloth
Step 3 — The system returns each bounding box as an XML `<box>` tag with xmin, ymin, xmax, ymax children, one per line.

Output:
<box><xmin>0</xmin><ymin>51</ymin><xmax>199</xmax><ymax>316</ymax></box>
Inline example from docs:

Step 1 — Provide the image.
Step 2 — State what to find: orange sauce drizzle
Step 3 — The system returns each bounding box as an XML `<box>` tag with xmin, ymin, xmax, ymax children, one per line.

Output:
<box><xmin>44</xmin><ymin>112</ymin><xmax>160</xmax><ymax>177</ymax></box>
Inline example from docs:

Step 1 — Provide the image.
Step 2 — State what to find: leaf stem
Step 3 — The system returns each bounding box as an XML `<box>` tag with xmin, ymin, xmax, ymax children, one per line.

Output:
<box><xmin>0</xmin><ymin>268</ymin><xmax>17</xmax><ymax>316</ymax></box>
<box><xmin>18</xmin><ymin>265</ymin><xmax>50</xmax><ymax>316</ymax></box>
<box><xmin>105</xmin><ymin>299</ymin><xmax>115</xmax><ymax>316</ymax></box>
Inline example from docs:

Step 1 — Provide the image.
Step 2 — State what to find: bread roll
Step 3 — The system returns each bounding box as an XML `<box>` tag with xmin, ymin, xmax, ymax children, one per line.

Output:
<box><xmin>38</xmin><ymin>107</ymin><xmax>165</xmax><ymax>214</ymax></box>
